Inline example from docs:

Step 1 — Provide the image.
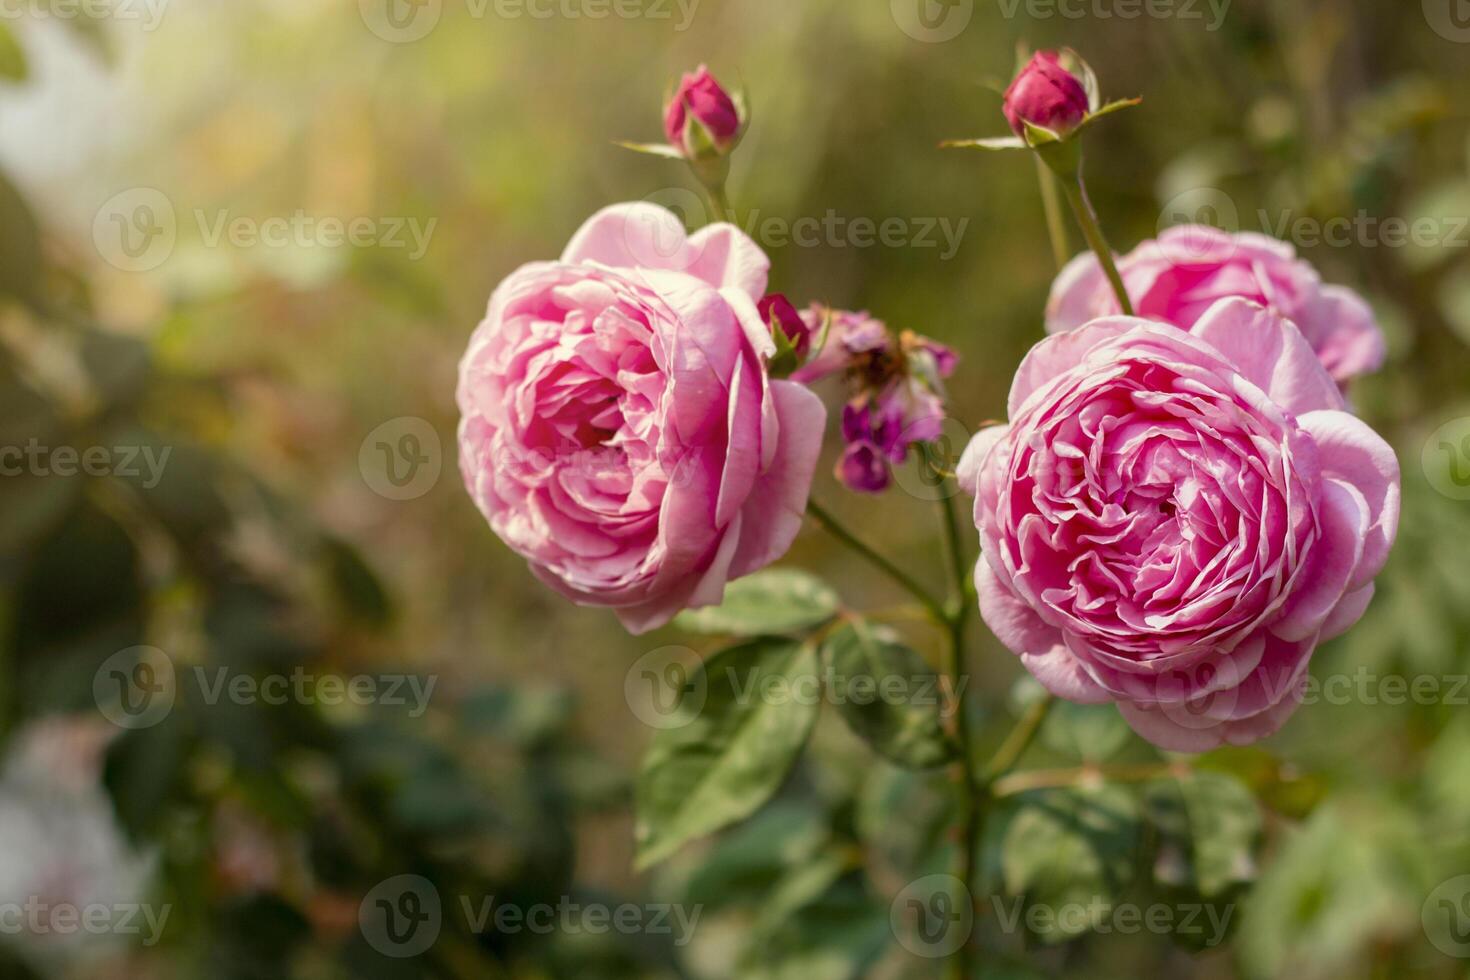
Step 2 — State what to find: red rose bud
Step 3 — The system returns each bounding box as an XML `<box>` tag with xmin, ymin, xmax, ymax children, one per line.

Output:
<box><xmin>1003</xmin><ymin>51</ymin><xmax>1089</xmax><ymax>139</ymax></box>
<box><xmin>759</xmin><ymin>293</ymin><xmax>812</xmax><ymax>358</ymax></box>
<box><xmin>664</xmin><ymin>65</ymin><xmax>743</xmax><ymax>159</ymax></box>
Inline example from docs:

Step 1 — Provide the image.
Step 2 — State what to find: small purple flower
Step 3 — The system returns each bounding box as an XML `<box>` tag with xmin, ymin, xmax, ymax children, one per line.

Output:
<box><xmin>811</xmin><ymin>312</ymin><xmax>958</xmax><ymax>494</ymax></box>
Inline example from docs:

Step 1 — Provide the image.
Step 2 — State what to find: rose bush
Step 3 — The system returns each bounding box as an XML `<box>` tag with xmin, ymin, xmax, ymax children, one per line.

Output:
<box><xmin>457</xmin><ymin>202</ymin><xmax>826</xmax><ymax>634</ymax></box>
<box><xmin>959</xmin><ymin>298</ymin><xmax>1399</xmax><ymax>750</ymax></box>
<box><xmin>1047</xmin><ymin>225</ymin><xmax>1386</xmax><ymax>385</ymax></box>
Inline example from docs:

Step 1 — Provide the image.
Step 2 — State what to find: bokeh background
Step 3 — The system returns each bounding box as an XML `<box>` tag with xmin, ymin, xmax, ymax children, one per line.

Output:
<box><xmin>1</xmin><ymin>0</ymin><xmax>1469</xmax><ymax>976</ymax></box>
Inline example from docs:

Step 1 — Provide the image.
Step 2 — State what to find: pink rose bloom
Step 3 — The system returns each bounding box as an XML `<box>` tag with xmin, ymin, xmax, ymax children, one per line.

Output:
<box><xmin>1047</xmin><ymin>226</ymin><xmax>1386</xmax><ymax>385</ymax></box>
<box><xmin>1003</xmin><ymin>51</ymin><xmax>1090</xmax><ymax>138</ymax></box>
<box><xmin>959</xmin><ymin>299</ymin><xmax>1399</xmax><ymax>750</ymax></box>
<box><xmin>457</xmin><ymin>203</ymin><xmax>826</xmax><ymax>635</ymax></box>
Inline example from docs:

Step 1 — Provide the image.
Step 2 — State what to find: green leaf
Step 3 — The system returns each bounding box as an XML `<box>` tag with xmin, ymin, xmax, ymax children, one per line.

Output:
<box><xmin>321</xmin><ymin>534</ymin><xmax>392</xmax><ymax>626</ymax></box>
<box><xmin>940</xmin><ymin>136</ymin><xmax>1027</xmax><ymax>151</ymax></box>
<box><xmin>0</xmin><ymin>165</ymin><xmax>43</xmax><ymax>307</ymax></box>
<box><xmin>1144</xmin><ymin>772</ymin><xmax>1260</xmax><ymax>897</ymax></box>
<box><xmin>0</xmin><ymin>23</ymin><xmax>26</xmax><ymax>82</ymax></box>
<box><xmin>990</xmin><ymin>785</ymin><xmax>1141</xmax><ymax>942</ymax></box>
<box><xmin>821</xmin><ymin>620</ymin><xmax>955</xmax><ymax>769</ymax></box>
<box><xmin>1040</xmin><ymin>700</ymin><xmax>1131</xmax><ymax>763</ymax></box>
<box><xmin>674</xmin><ymin>568</ymin><xmax>840</xmax><ymax>636</ymax></box>
<box><xmin>613</xmin><ymin>141</ymin><xmax>686</xmax><ymax>160</ymax></box>
<box><xmin>635</xmin><ymin>637</ymin><xmax>820</xmax><ymax>869</ymax></box>
<box><xmin>738</xmin><ymin>876</ymin><xmax>889</xmax><ymax>980</ymax></box>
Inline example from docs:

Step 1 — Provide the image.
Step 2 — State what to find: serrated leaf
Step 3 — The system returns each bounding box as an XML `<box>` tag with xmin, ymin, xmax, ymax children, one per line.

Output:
<box><xmin>675</xmin><ymin>568</ymin><xmax>840</xmax><ymax>636</ymax></box>
<box><xmin>940</xmin><ymin>136</ymin><xmax>1028</xmax><ymax>151</ymax></box>
<box><xmin>991</xmin><ymin>785</ymin><xmax>1141</xmax><ymax>942</ymax></box>
<box><xmin>822</xmin><ymin>620</ymin><xmax>955</xmax><ymax>769</ymax></box>
<box><xmin>635</xmin><ymin>638</ymin><xmax>820</xmax><ymax>869</ymax></box>
<box><xmin>1040</xmin><ymin>700</ymin><xmax>1131</xmax><ymax>763</ymax></box>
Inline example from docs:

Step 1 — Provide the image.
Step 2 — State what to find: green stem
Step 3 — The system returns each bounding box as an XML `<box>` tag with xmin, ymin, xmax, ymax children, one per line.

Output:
<box><xmin>1059</xmin><ymin>174</ymin><xmax>1133</xmax><ymax>315</ymax></box>
<box><xmin>1035</xmin><ymin>157</ymin><xmax>1071</xmax><ymax>272</ymax></box>
<box><xmin>983</xmin><ymin>695</ymin><xmax>1055</xmax><ymax>784</ymax></box>
<box><xmin>703</xmin><ymin>180</ymin><xmax>733</xmax><ymax>225</ymax></box>
<box><xmin>806</xmin><ymin>498</ymin><xmax>946</xmax><ymax>622</ymax></box>
<box><xmin>933</xmin><ymin>479</ymin><xmax>979</xmax><ymax>980</ymax></box>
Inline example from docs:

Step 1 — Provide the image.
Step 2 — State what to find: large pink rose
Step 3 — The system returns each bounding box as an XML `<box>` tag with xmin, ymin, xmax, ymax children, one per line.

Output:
<box><xmin>959</xmin><ymin>298</ymin><xmax>1399</xmax><ymax>750</ymax></box>
<box><xmin>457</xmin><ymin>203</ymin><xmax>826</xmax><ymax>634</ymax></box>
<box><xmin>1047</xmin><ymin>226</ymin><xmax>1386</xmax><ymax>385</ymax></box>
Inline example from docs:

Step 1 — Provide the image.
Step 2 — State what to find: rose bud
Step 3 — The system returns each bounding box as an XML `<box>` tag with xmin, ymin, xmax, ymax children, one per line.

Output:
<box><xmin>664</xmin><ymin>65</ymin><xmax>744</xmax><ymax>159</ymax></box>
<box><xmin>1003</xmin><ymin>51</ymin><xmax>1090</xmax><ymax>139</ymax></box>
<box><xmin>759</xmin><ymin>293</ymin><xmax>813</xmax><ymax>360</ymax></box>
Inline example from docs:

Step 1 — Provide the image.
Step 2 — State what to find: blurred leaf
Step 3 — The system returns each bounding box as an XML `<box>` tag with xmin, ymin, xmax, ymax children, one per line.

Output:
<box><xmin>104</xmin><ymin>717</ymin><xmax>191</xmax><ymax>841</ymax></box>
<box><xmin>672</xmin><ymin>801</ymin><xmax>832</xmax><ymax>912</ymax></box>
<box><xmin>79</xmin><ymin>330</ymin><xmax>152</xmax><ymax>412</ymax></box>
<box><xmin>635</xmin><ymin>637</ymin><xmax>820</xmax><ymax>869</ymax></box>
<box><xmin>0</xmin><ymin>165</ymin><xmax>42</xmax><ymax>307</ymax></box>
<box><xmin>674</xmin><ymin>569</ymin><xmax>840</xmax><ymax>636</ymax></box>
<box><xmin>1144</xmin><ymin>772</ymin><xmax>1260</xmax><ymax>897</ymax></box>
<box><xmin>1040</xmin><ymin>700</ymin><xmax>1132</xmax><ymax>763</ymax></box>
<box><xmin>821</xmin><ymin>619</ymin><xmax>955</xmax><ymax>769</ymax></box>
<box><xmin>855</xmin><ymin>763</ymin><xmax>955</xmax><ymax>878</ymax></box>
<box><xmin>460</xmin><ymin>685</ymin><xmax>574</xmax><ymax>747</ymax></box>
<box><xmin>1423</xmin><ymin>714</ymin><xmax>1470</xmax><ymax>827</ymax></box>
<box><xmin>10</xmin><ymin>500</ymin><xmax>145</xmax><ymax>713</ymax></box>
<box><xmin>0</xmin><ymin>23</ymin><xmax>25</xmax><ymax>81</ymax></box>
<box><xmin>1239</xmin><ymin>801</ymin><xmax>1435</xmax><ymax>980</ymax></box>
<box><xmin>321</xmin><ymin>534</ymin><xmax>392</xmax><ymax>627</ymax></box>
<box><xmin>988</xmin><ymin>785</ymin><xmax>1141</xmax><ymax>943</ymax></box>
<box><xmin>738</xmin><ymin>875</ymin><xmax>889</xmax><ymax>980</ymax></box>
